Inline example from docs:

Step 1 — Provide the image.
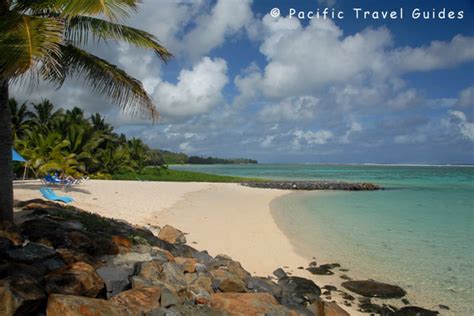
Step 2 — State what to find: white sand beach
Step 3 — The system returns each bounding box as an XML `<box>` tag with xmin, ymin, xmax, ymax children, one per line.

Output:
<box><xmin>14</xmin><ymin>179</ymin><xmax>365</xmax><ymax>315</ymax></box>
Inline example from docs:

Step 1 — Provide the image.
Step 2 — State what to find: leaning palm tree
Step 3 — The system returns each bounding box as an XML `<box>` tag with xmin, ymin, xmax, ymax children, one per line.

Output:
<box><xmin>0</xmin><ymin>0</ymin><xmax>172</xmax><ymax>222</ymax></box>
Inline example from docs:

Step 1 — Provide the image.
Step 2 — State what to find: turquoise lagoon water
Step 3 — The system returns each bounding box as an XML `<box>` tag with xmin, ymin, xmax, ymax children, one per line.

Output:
<box><xmin>173</xmin><ymin>164</ymin><xmax>474</xmax><ymax>313</ymax></box>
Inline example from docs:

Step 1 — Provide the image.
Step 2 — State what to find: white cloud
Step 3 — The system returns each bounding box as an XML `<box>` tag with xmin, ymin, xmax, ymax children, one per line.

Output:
<box><xmin>294</xmin><ymin>129</ymin><xmax>333</xmax><ymax>145</ymax></box>
<box><xmin>152</xmin><ymin>57</ymin><xmax>228</xmax><ymax>118</ymax></box>
<box><xmin>340</xmin><ymin>121</ymin><xmax>362</xmax><ymax>144</ymax></box>
<box><xmin>234</xmin><ymin>15</ymin><xmax>474</xmax><ymax>102</ymax></box>
<box><xmin>183</xmin><ymin>0</ymin><xmax>254</xmax><ymax>61</ymax></box>
<box><xmin>394</xmin><ymin>134</ymin><xmax>427</xmax><ymax>144</ymax></box>
<box><xmin>448</xmin><ymin>111</ymin><xmax>474</xmax><ymax>141</ymax></box>
<box><xmin>259</xmin><ymin>96</ymin><xmax>320</xmax><ymax>122</ymax></box>
<box><xmin>456</xmin><ymin>86</ymin><xmax>474</xmax><ymax>108</ymax></box>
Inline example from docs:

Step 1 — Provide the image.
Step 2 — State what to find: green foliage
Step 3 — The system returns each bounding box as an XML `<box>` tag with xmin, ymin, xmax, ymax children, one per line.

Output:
<box><xmin>1</xmin><ymin>0</ymin><xmax>171</xmax><ymax>119</ymax></box>
<box><xmin>113</xmin><ymin>168</ymin><xmax>264</xmax><ymax>183</ymax></box>
<box><xmin>12</xmin><ymin>99</ymin><xmax>159</xmax><ymax>179</ymax></box>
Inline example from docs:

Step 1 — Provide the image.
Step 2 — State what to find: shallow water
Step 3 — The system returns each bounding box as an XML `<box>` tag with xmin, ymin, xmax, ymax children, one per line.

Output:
<box><xmin>173</xmin><ymin>164</ymin><xmax>474</xmax><ymax>313</ymax></box>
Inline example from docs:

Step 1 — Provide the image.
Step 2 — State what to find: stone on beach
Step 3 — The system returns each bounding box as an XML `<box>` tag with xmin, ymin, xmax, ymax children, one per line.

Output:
<box><xmin>210</xmin><ymin>292</ymin><xmax>296</xmax><ymax>316</ymax></box>
<box><xmin>158</xmin><ymin>225</ymin><xmax>186</xmax><ymax>245</ymax></box>
<box><xmin>0</xmin><ymin>275</ymin><xmax>46</xmax><ymax>316</ymax></box>
<box><xmin>45</xmin><ymin>262</ymin><xmax>105</xmax><ymax>297</ymax></box>
<box><xmin>46</xmin><ymin>294</ymin><xmax>130</xmax><ymax>316</ymax></box>
<box><xmin>342</xmin><ymin>280</ymin><xmax>406</xmax><ymax>299</ymax></box>
<box><xmin>110</xmin><ymin>287</ymin><xmax>161</xmax><ymax>314</ymax></box>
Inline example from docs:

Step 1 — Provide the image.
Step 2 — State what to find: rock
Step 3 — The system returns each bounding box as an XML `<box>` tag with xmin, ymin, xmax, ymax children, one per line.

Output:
<box><xmin>247</xmin><ymin>277</ymin><xmax>282</xmax><ymax>300</ymax></box>
<box><xmin>46</xmin><ymin>294</ymin><xmax>130</xmax><ymax>315</ymax></box>
<box><xmin>279</xmin><ymin>276</ymin><xmax>321</xmax><ymax>309</ymax></box>
<box><xmin>56</xmin><ymin>248</ymin><xmax>95</xmax><ymax>266</ymax></box>
<box><xmin>322</xmin><ymin>285</ymin><xmax>337</xmax><ymax>292</ymax></box>
<box><xmin>0</xmin><ymin>276</ymin><xmax>46</xmax><ymax>316</ymax></box>
<box><xmin>160</xmin><ymin>286</ymin><xmax>181</xmax><ymax>308</ymax></box>
<box><xmin>396</xmin><ymin>306</ymin><xmax>439</xmax><ymax>315</ymax></box>
<box><xmin>195</xmin><ymin>263</ymin><xmax>207</xmax><ymax>273</ymax></box>
<box><xmin>161</xmin><ymin>262</ymin><xmax>187</xmax><ymax>286</ymax></box>
<box><xmin>158</xmin><ymin>225</ymin><xmax>186</xmax><ymax>245</ymax></box>
<box><xmin>174</xmin><ymin>257</ymin><xmax>197</xmax><ymax>273</ymax></box>
<box><xmin>309</xmin><ymin>298</ymin><xmax>350</xmax><ymax>316</ymax></box>
<box><xmin>20</xmin><ymin>218</ymin><xmax>67</xmax><ymax>248</ymax></box>
<box><xmin>150</xmin><ymin>247</ymin><xmax>174</xmax><ymax>263</ymax></box>
<box><xmin>35</xmin><ymin>256</ymin><xmax>65</xmax><ymax>273</ymax></box>
<box><xmin>188</xmin><ymin>274</ymin><xmax>213</xmax><ymax>294</ymax></box>
<box><xmin>218</xmin><ymin>275</ymin><xmax>247</xmax><ymax>293</ymax></box>
<box><xmin>136</xmin><ymin>260</ymin><xmax>163</xmax><ymax>283</ymax></box>
<box><xmin>0</xmin><ymin>221</ymin><xmax>23</xmax><ymax>246</ymax></box>
<box><xmin>309</xmin><ymin>261</ymin><xmax>317</xmax><ymax>267</ymax></box>
<box><xmin>67</xmin><ymin>231</ymin><xmax>101</xmax><ymax>256</ymax></box>
<box><xmin>241</xmin><ymin>181</ymin><xmax>381</xmax><ymax>191</ymax></box>
<box><xmin>96</xmin><ymin>266</ymin><xmax>131</xmax><ymax>298</ymax></box>
<box><xmin>342</xmin><ymin>280</ymin><xmax>406</xmax><ymax>299</ymax></box>
<box><xmin>193</xmin><ymin>250</ymin><xmax>213</xmax><ymax>265</ymax></box>
<box><xmin>307</xmin><ymin>266</ymin><xmax>334</xmax><ymax>275</ymax></box>
<box><xmin>438</xmin><ymin>304</ymin><xmax>449</xmax><ymax>310</ymax></box>
<box><xmin>5</xmin><ymin>242</ymin><xmax>56</xmax><ymax>263</ymax></box>
<box><xmin>273</xmin><ymin>268</ymin><xmax>287</xmax><ymax>279</ymax></box>
<box><xmin>45</xmin><ymin>261</ymin><xmax>105</xmax><ymax>297</ymax></box>
<box><xmin>111</xmin><ymin>235</ymin><xmax>132</xmax><ymax>252</ymax></box>
<box><xmin>210</xmin><ymin>293</ymin><xmax>295</xmax><ymax>316</ymax></box>
<box><xmin>402</xmin><ymin>298</ymin><xmax>410</xmax><ymax>305</ymax></box>
<box><xmin>0</xmin><ymin>237</ymin><xmax>13</xmax><ymax>254</ymax></box>
<box><xmin>0</xmin><ymin>262</ymin><xmax>43</xmax><ymax>281</ymax></box>
<box><xmin>110</xmin><ymin>287</ymin><xmax>161</xmax><ymax>314</ymax></box>
<box><xmin>111</xmin><ymin>251</ymin><xmax>153</xmax><ymax>274</ymax></box>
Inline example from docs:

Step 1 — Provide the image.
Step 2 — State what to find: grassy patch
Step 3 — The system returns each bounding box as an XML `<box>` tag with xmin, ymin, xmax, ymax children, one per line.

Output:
<box><xmin>112</xmin><ymin>168</ymin><xmax>264</xmax><ymax>183</ymax></box>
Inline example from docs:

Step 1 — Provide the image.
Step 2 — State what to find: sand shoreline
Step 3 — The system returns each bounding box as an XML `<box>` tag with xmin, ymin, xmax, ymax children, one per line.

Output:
<box><xmin>13</xmin><ymin>179</ymin><xmax>438</xmax><ymax>315</ymax></box>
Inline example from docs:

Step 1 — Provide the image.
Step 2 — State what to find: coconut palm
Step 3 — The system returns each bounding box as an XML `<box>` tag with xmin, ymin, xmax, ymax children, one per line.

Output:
<box><xmin>0</xmin><ymin>0</ymin><xmax>171</xmax><ymax>221</ymax></box>
<box><xmin>9</xmin><ymin>98</ymin><xmax>33</xmax><ymax>139</ymax></box>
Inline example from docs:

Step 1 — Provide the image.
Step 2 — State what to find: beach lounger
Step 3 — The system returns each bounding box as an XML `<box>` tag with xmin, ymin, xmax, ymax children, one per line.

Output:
<box><xmin>42</xmin><ymin>174</ymin><xmax>63</xmax><ymax>185</ymax></box>
<box><xmin>40</xmin><ymin>187</ymin><xmax>74</xmax><ymax>203</ymax></box>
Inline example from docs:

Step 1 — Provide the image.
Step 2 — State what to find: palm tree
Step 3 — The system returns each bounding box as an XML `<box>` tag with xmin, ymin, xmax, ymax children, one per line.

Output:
<box><xmin>0</xmin><ymin>0</ymin><xmax>171</xmax><ymax>221</ymax></box>
<box><xmin>31</xmin><ymin>99</ymin><xmax>64</xmax><ymax>132</ymax></box>
<box><xmin>9</xmin><ymin>98</ymin><xmax>33</xmax><ymax>139</ymax></box>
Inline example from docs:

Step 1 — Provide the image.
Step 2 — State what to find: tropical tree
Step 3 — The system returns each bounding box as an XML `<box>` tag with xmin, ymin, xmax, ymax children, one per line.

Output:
<box><xmin>0</xmin><ymin>0</ymin><xmax>171</xmax><ymax>221</ymax></box>
<box><xmin>9</xmin><ymin>98</ymin><xmax>33</xmax><ymax>139</ymax></box>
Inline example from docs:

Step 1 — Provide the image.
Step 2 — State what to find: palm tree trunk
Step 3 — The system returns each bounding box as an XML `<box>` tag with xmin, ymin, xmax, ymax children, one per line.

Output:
<box><xmin>0</xmin><ymin>79</ymin><xmax>13</xmax><ymax>222</ymax></box>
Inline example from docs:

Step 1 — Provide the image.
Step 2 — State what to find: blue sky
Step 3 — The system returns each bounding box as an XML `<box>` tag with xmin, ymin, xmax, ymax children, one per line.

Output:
<box><xmin>14</xmin><ymin>0</ymin><xmax>474</xmax><ymax>164</ymax></box>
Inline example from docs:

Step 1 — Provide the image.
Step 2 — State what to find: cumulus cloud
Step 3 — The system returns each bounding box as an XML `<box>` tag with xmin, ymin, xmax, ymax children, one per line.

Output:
<box><xmin>152</xmin><ymin>57</ymin><xmax>228</xmax><ymax>118</ymax></box>
<box><xmin>294</xmin><ymin>129</ymin><xmax>333</xmax><ymax>146</ymax></box>
<box><xmin>456</xmin><ymin>86</ymin><xmax>474</xmax><ymax>108</ymax></box>
<box><xmin>447</xmin><ymin>111</ymin><xmax>474</xmax><ymax>141</ymax></box>
<box><xmin>234</xmin><ymin>14</ymin><xmax>474</xmax><ymax>101</ymax></box>
<box><xmin>259</xmin><ymin>96</ymin><xmax>320</xmax><ymax>122</ymax></box>
<box><xmin>183</xmin><ymin>0</ymin><xmax>254</xmax><ymax>61</ymax></box>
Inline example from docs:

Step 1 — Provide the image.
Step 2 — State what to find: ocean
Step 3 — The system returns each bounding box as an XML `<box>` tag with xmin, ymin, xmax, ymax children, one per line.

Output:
<box><xmin>172</xmin><ymin>164</ymin><xmax>474</xmax><ymax>314</ymax></box>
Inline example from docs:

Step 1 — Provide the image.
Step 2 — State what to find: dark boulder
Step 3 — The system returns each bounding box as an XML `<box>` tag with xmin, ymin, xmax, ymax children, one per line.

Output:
<box><xmin>342</xmin><ymin>280</ymin><xmax>406</xmax><ymax>299</ymax></box>
<box><xmin>395</xmin><ymin>306</ymin><xmax>439</xmax><ymax>316</ymax></box>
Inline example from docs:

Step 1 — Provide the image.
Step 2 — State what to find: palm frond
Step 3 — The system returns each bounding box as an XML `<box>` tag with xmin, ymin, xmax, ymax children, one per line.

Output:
<box><xmin>46</xmin><ymin>44</ymin><xmax>158</xmax><ymax>119</ymax></box>
<box><xmin>0</xmin><ymin>12</ymin><xmax>63</xmax><ymax>80</ymax></box>
<box><xmin>53</xmin><ymin>0</ymin><xmax>138</xmax><ymax>21</ymax></box>
<box><xmin>66</xmin><ymin>16</ymin><xmax>172</xmax><ymax>62</ymax></box>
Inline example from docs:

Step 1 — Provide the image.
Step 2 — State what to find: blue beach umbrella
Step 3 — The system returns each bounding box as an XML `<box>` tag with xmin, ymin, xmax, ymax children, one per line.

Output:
<box><xmin>12</xmin><ymin>149</ymin><xmax>26</xmax><ymax>162</ymax></box>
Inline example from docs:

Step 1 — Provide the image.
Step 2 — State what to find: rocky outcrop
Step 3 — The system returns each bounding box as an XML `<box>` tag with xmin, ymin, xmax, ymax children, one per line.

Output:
<box><xmin>1</xmin><ymin>199</ymin><xmax>439</xmax><ymax>316</ymax></box>
<box><xmin>342</xmin><ymin>280</ymin><xmax>406</xmax><ymax>299</ymax></box>
<box><xmin>242</xmin><ymin>181</ymin><xmax>381</xmax><ymax>191</ymax></box>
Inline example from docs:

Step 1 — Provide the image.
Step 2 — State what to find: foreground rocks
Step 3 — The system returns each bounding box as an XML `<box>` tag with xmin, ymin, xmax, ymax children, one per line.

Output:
<box><xmin>241</xmin><ymin>181</ymin><xmax>381</xmax><ymax>191</ymax></box>
<box><xmin>0</xmin><ymin>199</ymin><xmax>442</xmax><ymax>316</ymax></box>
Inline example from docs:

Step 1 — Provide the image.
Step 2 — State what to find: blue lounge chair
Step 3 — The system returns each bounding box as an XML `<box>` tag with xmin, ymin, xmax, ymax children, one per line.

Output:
<box><xmin>40</xmin><ymin>187</ymin><xmax>74</xmax><ymax>203</ymax></box>
<box><xmin>43</xmin><ymin>174</ymin><xmax>63</xmax><ymax>185</ymax></box>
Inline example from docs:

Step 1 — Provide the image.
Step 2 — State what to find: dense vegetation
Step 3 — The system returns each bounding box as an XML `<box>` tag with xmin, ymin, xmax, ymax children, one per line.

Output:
<box><xmin>160</xmin><ymin>151</ymin><xmax>257</xmax><ymax>165</ymax></box>
<box><xmin>11</xmin><ymin>99</ymin><xmax>257</xmax><ymax>180</ymax></box>
<box><xmin>11</xmin><ymin>99</ymin><xmax>165</xmax><ymax>179</ymax></box>
<box><xmin>113</xmin><ymin>168</ymin><xmax>263</xmax><ymax>183</ymax></box>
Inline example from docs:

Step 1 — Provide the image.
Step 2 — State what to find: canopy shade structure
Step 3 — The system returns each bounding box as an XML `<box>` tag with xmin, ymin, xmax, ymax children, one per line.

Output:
<box><xmin>12</xmin><ymin>149</ymin><xmax>26</xmax><ymax>162</ymax></box>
